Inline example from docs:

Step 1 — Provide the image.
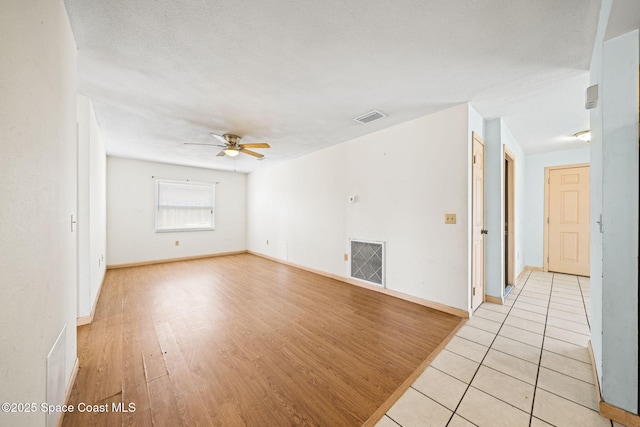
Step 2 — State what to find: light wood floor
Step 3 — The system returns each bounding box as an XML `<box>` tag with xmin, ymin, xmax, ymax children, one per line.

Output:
<box><xmin>62</xmin><ymin>253</ymin><xmax>462</xmax><ymax>426</ymax></box>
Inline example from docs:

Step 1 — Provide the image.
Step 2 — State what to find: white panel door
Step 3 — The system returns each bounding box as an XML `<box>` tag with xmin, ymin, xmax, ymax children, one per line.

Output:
<box><xmin>548</xmin><ymin>166</ymin><xmax>590</xmax><ymax>276</ymax></box>
<box><xmin>472</xmin><ymin>133</ymin><xmax>486</xmax><ymax>310</ymax></box>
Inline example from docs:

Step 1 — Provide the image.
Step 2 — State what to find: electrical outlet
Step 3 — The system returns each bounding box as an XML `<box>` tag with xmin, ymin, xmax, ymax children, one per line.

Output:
<box><xmin>344</xmin><ymin>253</ymin><xmax>348</xmax><ymax>261</ymax></box>
<box><xmin>175</xmin><ymin>240</ymin><xmax>179</xmax><ymax>246</ymax></box>
<box><xmin>445</xmin><ymin>213</ymin><xmax>456</xmax><ymax>224</ymax></box>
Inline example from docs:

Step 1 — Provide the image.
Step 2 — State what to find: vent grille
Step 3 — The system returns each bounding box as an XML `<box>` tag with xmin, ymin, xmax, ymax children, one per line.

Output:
<box><xmin>350</xmin><ymin>239</ymin><xmax>385</xmax><ymax>286</ymax></box>
<box><xmin>353</xmin><ymin>110</ymin><xmax>386</xmax><ymax>125</ymax></box>
<box><xmin>585</xmin><ymin>84</ymin><xmax>598</xmax><ymax>110</ymax></box>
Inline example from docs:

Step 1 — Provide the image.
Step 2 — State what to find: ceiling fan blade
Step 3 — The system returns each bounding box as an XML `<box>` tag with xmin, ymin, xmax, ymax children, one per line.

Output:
<box><xmin>239</xmin><ymin>143</ymin><xmax>270</xmax><ymax>149</ymax></box>
<box><xmin>216</xmin><ymin>150</ymin><xmax>226</xmax><ymax>157</ymax></box>
<box><xmin>240</xmin><ymin>148</ymin><xmax>264</xmax><ymax>158</ymax></box>
<box><xmin>210</xmin><ymin>133</ymin><xmax>228</xmax><ymax>144</ymax></box>
<box><xmin>184</xmin><ymin>142</ymin><xmax>227</xmax><ymax>147</ymax></box>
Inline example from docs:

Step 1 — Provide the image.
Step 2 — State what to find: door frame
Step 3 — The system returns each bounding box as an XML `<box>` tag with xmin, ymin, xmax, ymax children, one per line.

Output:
<box><xmin>543</xmin><ymin>163</ymin><xmax>590</xmax><ymax>272</ymax></box>
<box><xmin>504</xmin><ymin>145</ymin><xmax>516</xmax><ymax>287</ymax></box>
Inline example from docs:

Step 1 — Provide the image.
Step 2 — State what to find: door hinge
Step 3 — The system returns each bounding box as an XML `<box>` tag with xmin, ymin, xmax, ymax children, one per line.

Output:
<box><xmin>473</xmin><ymin>155</ymin><xmax>476</xmax><ymax>164</ymax></box>
<box><xmin>547</xmin><ymin>217</ymin><xmax>549</xmax><ymax>224</ymax></box>
<box><xmin>547</xmin><ymin>256</ymin><xmax>549</xmax><ymax>263</ymax></box>
<box><xmin>472</xmin><ymin>287</ymin><xmax>476</xmax><ymax>296</ymax></box>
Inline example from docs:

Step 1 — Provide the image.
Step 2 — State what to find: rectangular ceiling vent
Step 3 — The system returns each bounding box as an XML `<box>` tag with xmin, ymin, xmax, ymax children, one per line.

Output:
<box><xmin>353</xmin><ymin>110</ymin><xmax>386</xmax><ymax>125</ymax></box>
<box><xmin>350</xmin><ymin>239</ymin><xmax>385</xmax><ymax>287</ymax></box>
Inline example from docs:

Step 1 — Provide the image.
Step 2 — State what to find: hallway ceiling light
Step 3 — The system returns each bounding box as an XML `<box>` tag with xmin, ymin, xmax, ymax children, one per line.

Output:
<box><xmin>574</xmin><ymin>130</ymin><xmax>591</xmax><ymax>142</ymax></box>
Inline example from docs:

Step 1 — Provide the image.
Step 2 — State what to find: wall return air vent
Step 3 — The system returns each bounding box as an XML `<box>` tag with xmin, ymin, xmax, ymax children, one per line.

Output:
<box><xmin>350</xmin><ymin>239</ymin><xmax>385</xmax><ymax>287</ymax></box>
<box><xmin>353</xmin><ymin>110</ymin><xmax>386</xmax><ymax>125</ymax></box>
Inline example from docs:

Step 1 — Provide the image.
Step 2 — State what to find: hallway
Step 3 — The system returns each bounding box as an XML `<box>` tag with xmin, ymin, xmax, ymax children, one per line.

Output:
<box><xmin>378</xmin><ymin>270</ymin><xmax>619</xmax><ymax>426</ymax></box>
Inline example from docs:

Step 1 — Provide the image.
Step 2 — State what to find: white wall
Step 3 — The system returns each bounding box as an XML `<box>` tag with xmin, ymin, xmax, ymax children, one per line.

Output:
<box><xmin>524</xmin><ymin>147</ymin><xmax>590</xmax><ymax>268</ymax></box>
<box><xmin>107</xmin><ymin>157</ymin><xmax>247</xmax><ymax>265</ymax></box>
<box><xmin>597</xmin><ymin>28</ymin><xmax>639</xmax><ymax>414</ymax></box>
<box><xmin>248</xmin><ymin>103</ymin><xmax>478</xmax><ymax>312</ymax></box>
<box><xmin>77</xmin><ymin>96</ymin><xmax>91</xmax><ymax>316</ymax></box>
<box><xmin>77</xmin><ymin>96</ymin><xmax>107</xmax><ymax>318</ymax></box>
<box><xmin>484</xmin><ymin>119</ymin><xmax>527</xmax><ymax>299</ymax></box>
<box><xmin>0</xmin><ymin>1</ymin><xmax>78</xmax><ymax>425</ymax></box>
<box><xmin>588</xmin><ymin>0</ymin><xmax>611</xmax><ymax>387</ymax></box>
<box><xmin>89</xmin><ymin>103</ymin><xmax>107</xmax><ymax>311</ymax></box>
<box><xmin>483</xmin><ymin>120</ymin><xmax>502</xmax><ymax>299</ymax></box>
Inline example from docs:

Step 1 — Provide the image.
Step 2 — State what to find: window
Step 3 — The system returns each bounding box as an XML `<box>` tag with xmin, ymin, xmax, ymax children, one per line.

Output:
<box><xmin>155</xmin><ymin>180</ymin><xmax>215</xmax><ymax>232</ymax></box>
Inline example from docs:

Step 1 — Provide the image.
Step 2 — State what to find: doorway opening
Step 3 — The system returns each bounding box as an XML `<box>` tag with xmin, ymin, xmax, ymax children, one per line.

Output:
<box><xmin>504</xmin><ymin>146</ymin><xmax>515</xmax><ymax>297</ymax></box>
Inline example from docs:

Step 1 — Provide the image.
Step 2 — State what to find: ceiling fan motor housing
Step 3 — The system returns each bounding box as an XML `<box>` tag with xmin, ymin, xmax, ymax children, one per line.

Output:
<box><xmin>223</xmin><ymin>134</ymin><xmax>241</xmax><ymax>145</ymax></box>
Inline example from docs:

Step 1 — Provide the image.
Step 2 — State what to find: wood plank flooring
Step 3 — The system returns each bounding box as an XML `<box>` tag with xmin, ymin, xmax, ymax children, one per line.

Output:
<box><xmin>62</xmin><ymin>254</ymin><xmax>461</xmax><ymax>426</ymax></box>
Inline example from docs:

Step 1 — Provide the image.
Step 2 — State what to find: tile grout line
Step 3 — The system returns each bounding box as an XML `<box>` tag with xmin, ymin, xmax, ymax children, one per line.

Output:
<box><xmin>576</xmin><ymin>275</ymin><xmax>591</xmax><ymax>329</ymax></box>
<box><xmin>385</xmin><ymin>271</ymin><xmax>600</xmax><ymax>427</ymax></box>
<box><xmin>429</xmin><ymin>358</ymin><xmax>568</xmax><ymax>398</ymax></box>
<box><xmin>408</xmin><ymin>385</ymin><xmax>467</xmax><ymax>419</ymax></box>
<box><xmin>444</xmin><ymin>269</ymin><xmax>534</xmax><ymax>426</ymax></box>
<box><xmin>574</xmin><ymin>274</ymin><xmax>613</xmax><ymax>427</ymax></box>
<box><xmin>535</xmin><ymin>385</ymin><xmax>611</xmax><ymax>414</ymax></box>
<box><xmin>508</xmin><ymin>304</ymin><xmax>593</xmax><ymax>345</ymax></box>
<box><xmin>538</xmin><ymin>346</ymin><xmax>590</xmax><ymax>364</ymax></box>
<box><xmin>503</xmin><ymin>318</ymin><xmax>590</xmax><ymax>344</ymax></box>
<box><xmin>546</xmin><ymin>314</ymin><xmax>591</xmax><ymax>329</ymax></box>
<box><xmin>383</xmin><ymin>414</ymin><xmax>402</xmax><ymax>426</ymax></box>
<box><xmin>408</xmin><ymin>384</ymin><xmax>480</xmax><ymax>427</ymax></box>
<box><xmin>450</xmin><ymin>273</ymin><xmax>605</xmax><ymax>427</ymax></box>
<box><xmin>527</xmin><ymin>272</ymin><xmax>555</xmax><ymax>427</ymax></box>
<box><xmin>526</xmin><ymin>274</ymin><xmax>602</xmax><ymax>424</ymax></box>
<box><xmin>533</xmin><ymin>363</ymin><xmax>596</xmax><ymax>386</ymax></box>
<box><xmin>474</xmin><ymin>320</ymin><xmax>590</xmax><ymax>366</ymax></box>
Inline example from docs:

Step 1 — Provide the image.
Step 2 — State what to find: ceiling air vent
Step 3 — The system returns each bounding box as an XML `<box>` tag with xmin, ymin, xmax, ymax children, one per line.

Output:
<box><xmin>353</xmin><ymin>110</ymin><xmax>386</xmax><ymax>125</ymax></box>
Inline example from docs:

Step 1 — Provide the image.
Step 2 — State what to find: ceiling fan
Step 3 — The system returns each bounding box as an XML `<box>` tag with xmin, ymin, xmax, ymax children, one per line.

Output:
<box><xmin>185</xmin><ymin>133</ymin><xmax>270</xmax><ymax>158</ymax></box>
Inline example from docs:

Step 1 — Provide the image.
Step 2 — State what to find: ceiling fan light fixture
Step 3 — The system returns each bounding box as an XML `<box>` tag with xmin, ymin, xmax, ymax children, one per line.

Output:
<box><xmin>223</xmin><ymin>148</ymin><xmax>240</xmax><ymax>157</ymax></box>
<box><xmin>574</xmin><ymin>130</ymin><xmax>591</xmax><ymax>142</ymax></box>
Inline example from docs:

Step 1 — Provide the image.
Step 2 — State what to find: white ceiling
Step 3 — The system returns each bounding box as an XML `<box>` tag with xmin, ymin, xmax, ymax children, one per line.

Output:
<box><xmin>64</xmin><ymin>0</ymin><xmax>615</xmax><ymax>173</ymax></box>
<box><xmin>606</xmin><ymin>0</ymin><xmax>640</xmax><ymax>40</ymax></box>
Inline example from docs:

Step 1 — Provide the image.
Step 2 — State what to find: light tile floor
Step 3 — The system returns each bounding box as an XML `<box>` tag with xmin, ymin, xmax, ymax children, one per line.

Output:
<box><xmin>377</xmin><ymin>270</ymin><xmax>625</xmax><ymax>427</ymax></box>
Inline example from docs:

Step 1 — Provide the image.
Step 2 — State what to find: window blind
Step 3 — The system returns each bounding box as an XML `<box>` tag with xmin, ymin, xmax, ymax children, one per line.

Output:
<box><xmin>155</xmin><ymin>180</ymin><xmax>215</xmax><ymax>232</ymax></box>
